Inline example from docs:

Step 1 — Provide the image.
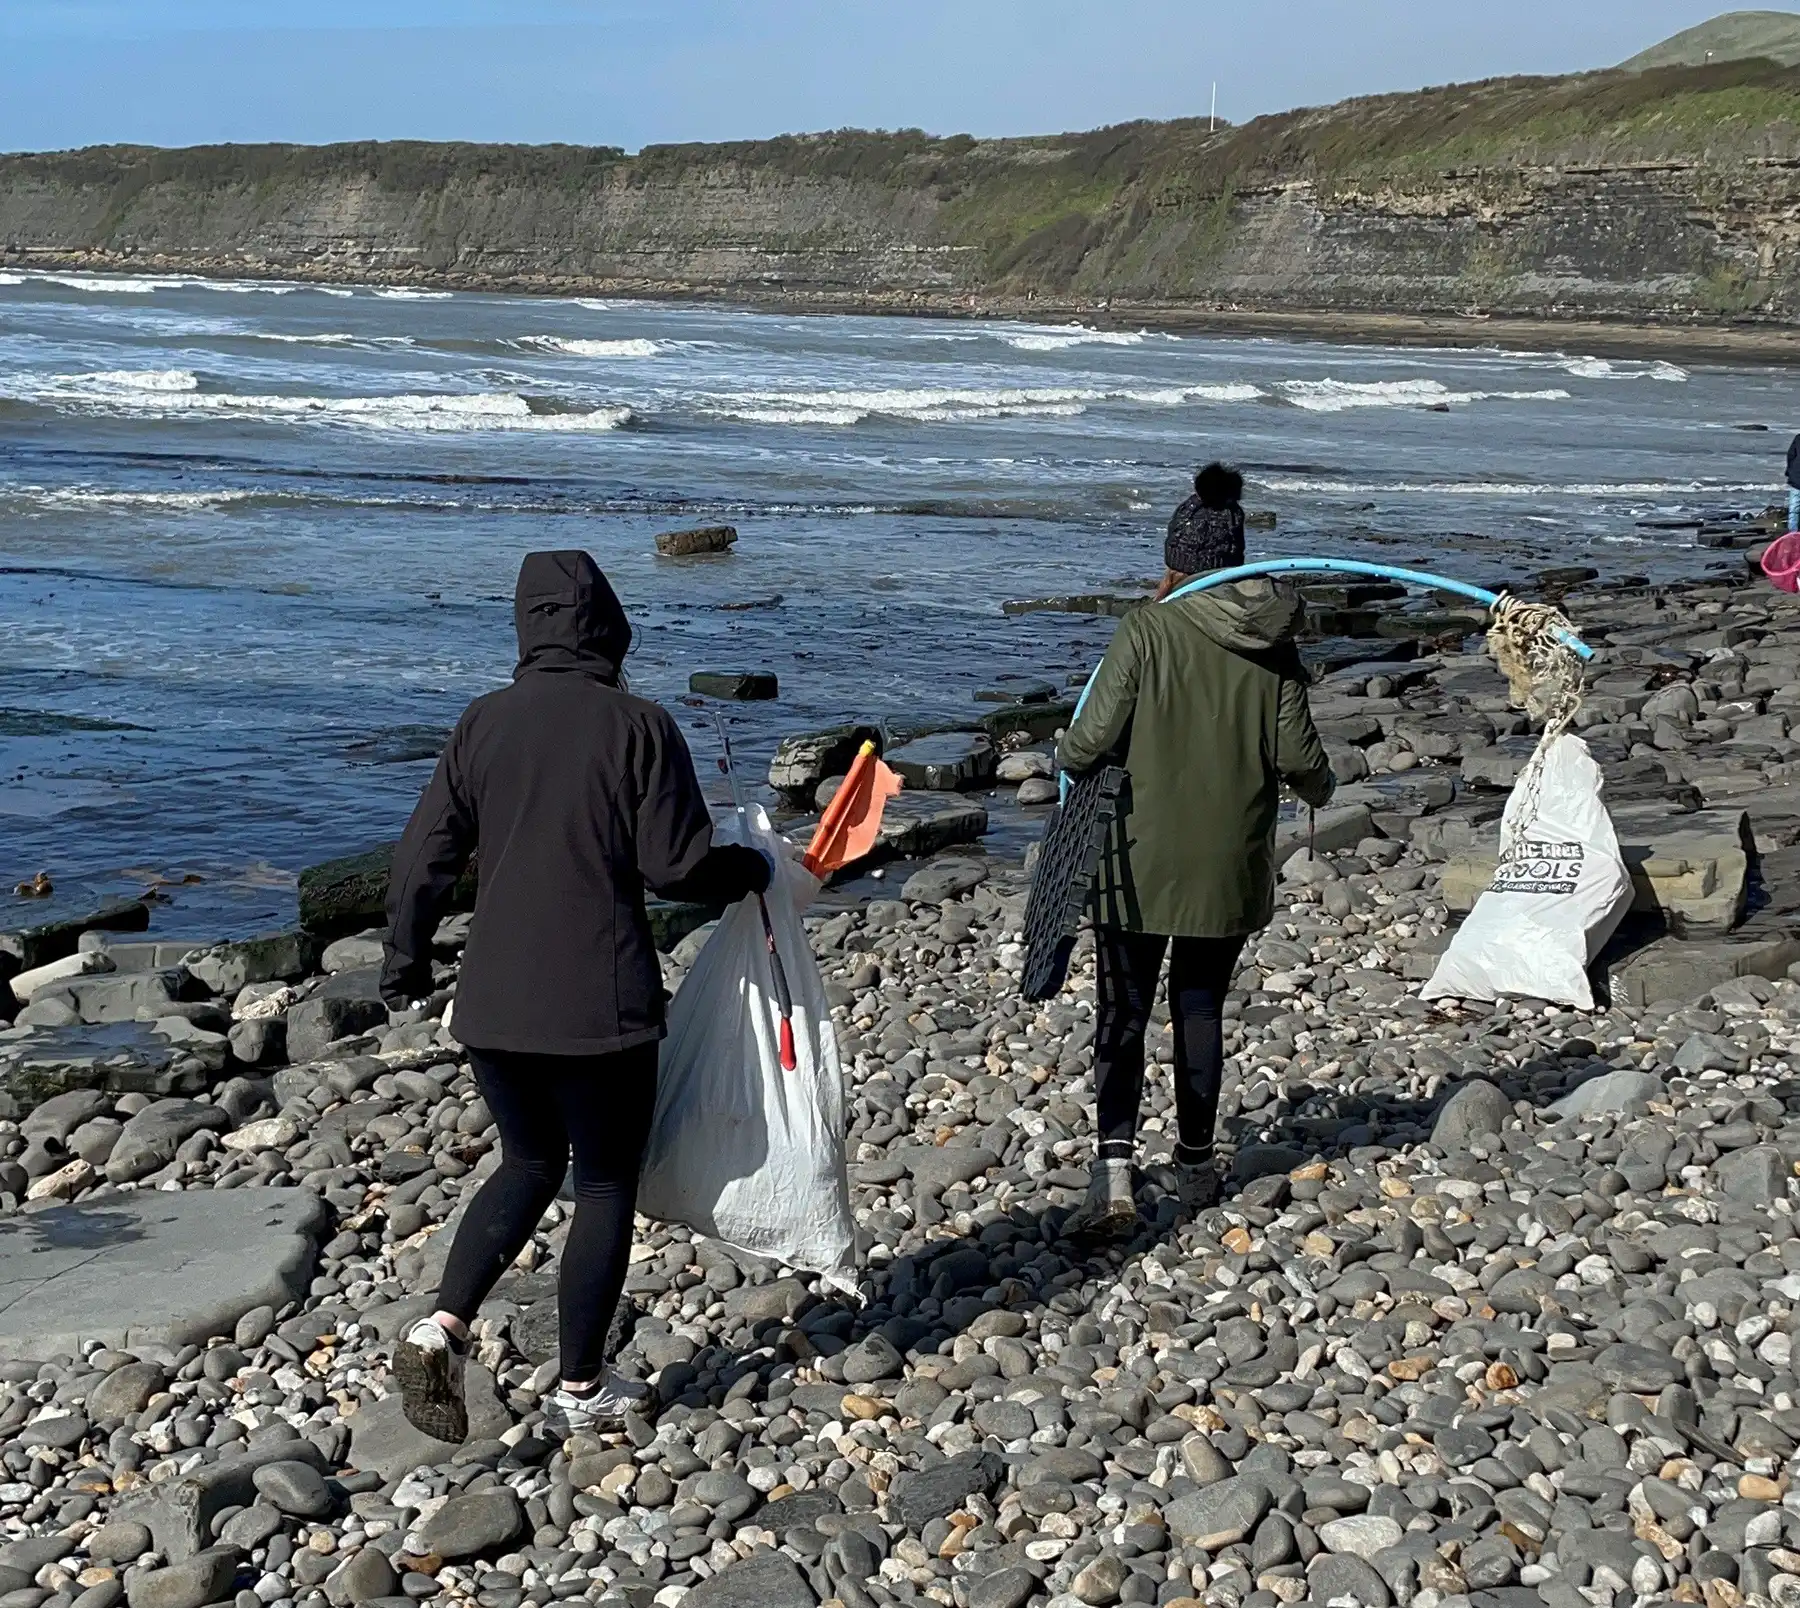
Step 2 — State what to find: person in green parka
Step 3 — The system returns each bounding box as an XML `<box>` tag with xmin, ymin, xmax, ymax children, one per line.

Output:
<box><xmin>1056</xmin><ymin>462</ymin><xmax>1334</xmax><ymax>1233</ymax></box>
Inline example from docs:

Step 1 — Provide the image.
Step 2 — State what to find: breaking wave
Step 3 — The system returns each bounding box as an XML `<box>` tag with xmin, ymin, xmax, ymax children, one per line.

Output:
<box><xmin>518</xmin><ymin>336</ymin><xmax>665</xmax><ymax>359</ymax></box>
<box><xmin>253</xmin><ymin>332</ymin><xmax>419</xmax><ymax>350</ymax></box>
<box><xmin>1276</xmin><ymin>378</ymin><xmax>1571</xmax><ymax>413</ymax></box>
<box><xmin>995</xmin><ymin>325</ymin><xmax>1158</xmax><ymax>351</ymax></box>
<box><xmin>7</xmin><ymin>368</ymin><xmax>632</xmax><ymax>433</ymax></box>
<box><xmin>1558</xmin><ymin>355</ymin><xmax>1689</xmax><ymax>382</ymax></box>
<box><xmin>705</xmin><ymin>381</ymin><xmax>1262</xmax><ymax>425</ymax></box>
<box><xmin>0</xmin><ymin>271</ymin><xmax>307</xmax><ymax>296</ymax></box>
<box><xmin>6</xmin><ymin>486</ymin><xmax>260</xmax><ymax>511</ymax></box>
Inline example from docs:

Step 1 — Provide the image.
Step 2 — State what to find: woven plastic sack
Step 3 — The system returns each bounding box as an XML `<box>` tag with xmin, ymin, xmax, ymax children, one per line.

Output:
<box><xmin>1421</xmin><ymin>735</ymin><xmax>1631</xmax><ymax>1010</ymax></box>
<box><xmin>637</xmin><ymin>804</ymin><xmax>855</xmax><ymax>1282</ymax></box>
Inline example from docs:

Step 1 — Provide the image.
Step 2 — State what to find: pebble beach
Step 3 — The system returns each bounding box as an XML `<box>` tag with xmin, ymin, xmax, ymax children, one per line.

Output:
<box><xmin>2</xmin><ymin>560</ymin><xmax>1800</xmax><ymax>1608</ymax></box>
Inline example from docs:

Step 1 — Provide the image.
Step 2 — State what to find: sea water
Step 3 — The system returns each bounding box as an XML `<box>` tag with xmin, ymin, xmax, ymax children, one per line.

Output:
<box><xmin>0</xmin><ymin>270</ymin><xmax>1790</xmax><ymax>935</ymax></box>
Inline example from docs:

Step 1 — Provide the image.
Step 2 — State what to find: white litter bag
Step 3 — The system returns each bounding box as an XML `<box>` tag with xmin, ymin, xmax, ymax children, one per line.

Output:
<box><xmin>637</xmin><ymin>805</ymin><xmax>856</xmax><ymax>1282</ymax></box>
<box><xmin>1421</xmin><ymin>734</ymin><xmax>1632</xmax><ymax>1009</ymax></box>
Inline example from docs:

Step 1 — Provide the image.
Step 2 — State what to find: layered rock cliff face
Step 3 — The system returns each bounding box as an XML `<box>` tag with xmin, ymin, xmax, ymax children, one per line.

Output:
<box><xmin>4</xmin><ymin>58</ymin><xmax>1800</xmax><ymax>324</ymax></box>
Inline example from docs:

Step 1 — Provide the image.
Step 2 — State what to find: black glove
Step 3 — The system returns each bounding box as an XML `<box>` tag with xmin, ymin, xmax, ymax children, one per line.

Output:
<box><xmin>659</xmin><ymin>842</ymin><xmax>773</xmax><ymax>905</ymax></box>
<box><xmin>722</xmin><ymin>843</ymin><xmax>774</xmax><ymax>898</ymax></box>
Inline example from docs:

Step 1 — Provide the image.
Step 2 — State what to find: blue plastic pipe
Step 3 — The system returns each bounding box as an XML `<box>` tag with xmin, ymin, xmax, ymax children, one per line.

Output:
<box><xmin>1061</xmin><ymin>557</ymin><xmax>1594</xmax><ymax>797</ymax></box>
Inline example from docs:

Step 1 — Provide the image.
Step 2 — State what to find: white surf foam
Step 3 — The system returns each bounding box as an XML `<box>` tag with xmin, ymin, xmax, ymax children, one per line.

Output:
<box><xmin>372</xmin><ymin>288</ymin><xmax>454</xmax><ymax>301</ymax></box>
<box><xmin>996</xmin><ymin>325</ymin><xmax>1155</xmax><ymax>351</ymax></box>
<box><xmin>9</xmin><ymin>485</ymin><xmax>258</xmax><ymax>512</ymax></box>
<box><xmin>1277</xmin><ymin>378</ymin><xmax>1571</xmax><ymax>413</ymax></box>
<box><xmin>707</xmin><ymin>381</ymin><xmax>1261</xmax><ymax>425</ymax></box>
<box><xmin>70</xmin><ymin>368</ymin><xmax>201</xmax><ymax>393</ymax></box>
<box><xmin>12</xmin><ymin>369</ymin><xmax>631</xmax><ymax>433</ymax></box>
<box><xmin>28</xmin><ymin>274</ymin><xmax>178</xmax><ymax>295</ymax></box>
<box><xmin>1558</xmin><ymin>355</ymin><xmax>1689</xmax><ymax>383</ymax></box>
<box><xmin>191</xmin><ymin>280</ymin><xmax>297</xmax><ymax>295</ymax></box>
<box><xmin>1131</xmin><ymin>383</ymin><xmax>1262</xmax><ymax>405</ymax></box>
<box><xmin>7</xmin><ymin>271</ymin><xmax>309</xmax><ymax>296</ymax></box>
<box><xmin>518</xmin><ymin>336</ymin><xmax>664</xmax><ymax>359</ymax></box>
<box><xmin>255</xmin><ymin>332</ymin><xmax>418</xmax><ymax>349</ymax></box>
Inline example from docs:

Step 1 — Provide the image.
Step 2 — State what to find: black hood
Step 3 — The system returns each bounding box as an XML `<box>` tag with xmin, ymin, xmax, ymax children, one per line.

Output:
<box><xmin>513</xmin><ymin>550</ymin><xmax>632</xmax><ymax>680</ymax></box>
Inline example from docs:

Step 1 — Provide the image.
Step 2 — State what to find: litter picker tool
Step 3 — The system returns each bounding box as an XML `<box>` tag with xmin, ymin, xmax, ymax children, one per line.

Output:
<box><xmin>713</xmin><ymin>715</ymin><xmax>798</xmax><ymax>1072</ymax></box>
<box><xmin>803</xmin><ymin>740</ymin><xmax>903</xmax><ymax>878</ymax></box>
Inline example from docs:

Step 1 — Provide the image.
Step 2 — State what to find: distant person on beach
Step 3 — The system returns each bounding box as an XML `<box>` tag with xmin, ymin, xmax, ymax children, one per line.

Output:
<box><xmin>1788</xmin><ymin>432</ymin><xmax>1800</xmax><ymax>533</ymax></box>
<box><xmin>1056</xmin><ymin>461</ymin><xmax>1334</xmax><ymax>1235</ymax></box>
<box><xmin>381</xmin><ymin>550</ymin><xmax>771</xmax><ymax>1441</ymax></box>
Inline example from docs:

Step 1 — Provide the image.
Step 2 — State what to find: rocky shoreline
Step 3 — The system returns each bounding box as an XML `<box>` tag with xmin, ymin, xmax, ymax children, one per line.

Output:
<box><xmin>1</xmin><ymin>559</ymin><xmax>1800</xmax><ymax>1608</ymax></box>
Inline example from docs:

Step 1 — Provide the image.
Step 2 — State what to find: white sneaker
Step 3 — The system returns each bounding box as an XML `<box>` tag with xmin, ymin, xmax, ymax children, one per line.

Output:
<box><xmin>1062</xmin><ymin>1157</ymin><xmax>1137</xmax><ymax>1240</ymax></box>
<box><xmin>394</xmin><ymin>1317</ymin><xmax>468</xmax><ymax>1442</ymax></box>
<box><xmin>541</xmin><ymin>1369</ymin><xmax>652</xmax><ymax>1435</ymax></box>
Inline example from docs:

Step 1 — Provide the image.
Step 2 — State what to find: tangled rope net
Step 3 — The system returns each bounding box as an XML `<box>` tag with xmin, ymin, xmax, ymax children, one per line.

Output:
<box><xmin>1487</xmin><ymin>593</ymin><xmax>1585</xmax><ymax>739</ymax></box>
<box><xmin>1487</xmin><ymin>593</ymin><xmax>1586</xmax><ymax>844</ymax></box>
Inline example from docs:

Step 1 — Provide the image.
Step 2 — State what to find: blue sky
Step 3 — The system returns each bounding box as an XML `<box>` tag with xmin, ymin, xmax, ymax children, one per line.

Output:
<box><xmin>0</xmin><ymin>1</ymin><xmax>1780</xmax><ymax>153</ymax></box>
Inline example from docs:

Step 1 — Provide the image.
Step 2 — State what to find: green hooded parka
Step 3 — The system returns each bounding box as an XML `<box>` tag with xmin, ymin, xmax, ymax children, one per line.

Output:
<box><xmin>1057</xmin><ymin>579</ymin><xmax>1335</xmax><ymax>938</ymax></box>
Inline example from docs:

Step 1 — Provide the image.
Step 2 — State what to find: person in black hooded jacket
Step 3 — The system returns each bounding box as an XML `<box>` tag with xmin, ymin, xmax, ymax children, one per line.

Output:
<box><xmin>382</xmin><ymin>550</ymin><xmax>769</xmax><ymax>1441</ymax></box>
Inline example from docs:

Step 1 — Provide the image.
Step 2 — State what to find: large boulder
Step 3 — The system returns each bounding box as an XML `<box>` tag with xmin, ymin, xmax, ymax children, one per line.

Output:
<box><xmin>1445</xmin><ymin>805</ymin><xmax>1750</xmax><ymax>938</ymax></box>
<box><xmin>298</xmin><ymin>845</ymin><xmax>476</xmax><ymax>940</ymax></box>
<box><xmin>346</xmin><ymin>1393</ymin><xmax>460</xmax><ymax>1483</ymax></box>
<box><xmin>66</xmin><ymin>969</ymin><xmax>195</xmax><ymax>1025</ymax></box>
<box><xmin>0</xmin><ymin>899</ymin><xmax>150</xmax><ymax>973</ymax></box>
<box><xmin>1611</xmin><ymin>933</ymin><xmax>1800</xmax><ymax>1008</ymax></box>
<box><xmin>184</xmin><ymin>932</ymin><xmax>318</xmax><ymax>996</ymax></box>
<box><xmin>886</xmin><ymin>733</ymin><xmax>997</xmax><ymax>792</ymax></box>
<box><xmin>125</xmin><ymin>1547</ymin><xmax>240</xmax><ymax>1608</ymax></box>
<box><xmin>284</xmin><ymin>995</ymin><xmax>389</xmax><ymax>1063</ymax></box>
<box><xmin>655</xmin><ymin>525</ymin><xmax>737</xmax><ymax>557</ymax></box>
<box><xmin>875</xmin><ymin>795</ymin><xmax>988</xmax><ymax>860</ymax></box>
<box><xmin>117</xmin><ymin>1438</ymin><xmax>327</xmax><ymax>1562</ymax></box>
<box><xmin>768</xmin><ymin>725</ymin><xmax>882</xmax><ymax>798</ymax></box>
<box><xmin>0</xmin><ymin>1022</ymin><xmax>198</xmax><ymax>1113</ymax></box>
<box><xmin>689</xmin><ymin>671</ymin><xmax>777</xmax><ymax>700</ymax></box>
<box><xmin>0</xmin><ymin>1189</ymin><xmax>328</xmax><ymax>1365</ymax></box>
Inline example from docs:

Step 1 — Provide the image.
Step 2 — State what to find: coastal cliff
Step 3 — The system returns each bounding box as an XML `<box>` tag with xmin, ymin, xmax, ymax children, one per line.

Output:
<box><xmin>5</xmin><ymin>58</ymin><xmax>1800</xmax><ymax>329</ymax></box>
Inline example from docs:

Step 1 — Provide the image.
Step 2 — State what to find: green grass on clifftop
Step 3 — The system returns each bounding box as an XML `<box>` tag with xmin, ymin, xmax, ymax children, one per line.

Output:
<box><xmin>7</xmin><ymin>57</ymin><xmax>1800</xmax><ymax>297</ymax></box>
<box><xmin>1622</xmin><ymin>9</ymin><xmax>1800</xmax><ymax>70</ymax></box>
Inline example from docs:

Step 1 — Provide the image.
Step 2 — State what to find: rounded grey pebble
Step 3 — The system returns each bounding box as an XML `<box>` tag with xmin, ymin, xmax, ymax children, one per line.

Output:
<box><xmin>252</xmin><ymin>1461</ymin><xmax>333</xmax><ymax>1520</ymax></box>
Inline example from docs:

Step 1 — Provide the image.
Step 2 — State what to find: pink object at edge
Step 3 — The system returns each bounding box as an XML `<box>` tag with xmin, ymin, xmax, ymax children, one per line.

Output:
<box><xmin>1761</xmin><ymin>531</ymin><xmax>1800</xmax><ymax>594</ymax></box>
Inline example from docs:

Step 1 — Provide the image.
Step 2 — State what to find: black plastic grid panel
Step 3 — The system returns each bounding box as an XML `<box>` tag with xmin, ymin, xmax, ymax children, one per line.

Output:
<box><xmin>1020</xmin><ymin>765</ymin><xmax>1126</xmax><ymax>1003</ymax></box>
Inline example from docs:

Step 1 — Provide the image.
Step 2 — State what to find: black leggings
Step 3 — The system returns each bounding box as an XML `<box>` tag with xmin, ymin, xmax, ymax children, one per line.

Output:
<box><xmin>436</xmin><ymin>1044</ymin><xmax>657</xmax><ymax>1381</ymax></box>
<box><xmin>1094</xmin><ymin>928</ymin><xmax>1246</xmax><ymax>1162</ymax></box>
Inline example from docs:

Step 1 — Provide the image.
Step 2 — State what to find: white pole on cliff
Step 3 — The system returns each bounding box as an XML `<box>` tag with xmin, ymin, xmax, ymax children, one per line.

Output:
<box><xmin>1210</xmin><ymin>82</ymin><xmax>1217</xmax><ymax>131</ymax></box>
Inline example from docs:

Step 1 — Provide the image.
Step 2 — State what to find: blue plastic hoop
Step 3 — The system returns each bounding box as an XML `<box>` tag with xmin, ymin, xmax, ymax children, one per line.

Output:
<box><xmin>1059</xmin><ymin>557</ymin><xmax>1594</xmax><ymax>800</ymax></box>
